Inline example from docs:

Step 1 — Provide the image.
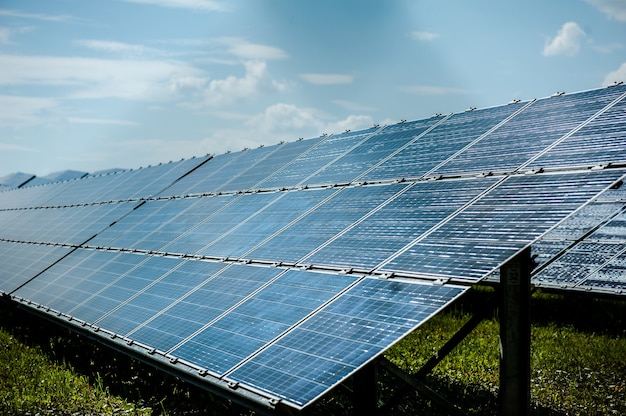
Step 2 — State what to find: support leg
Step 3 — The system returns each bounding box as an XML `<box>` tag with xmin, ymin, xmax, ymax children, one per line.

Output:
<box><xmin>353</xmin><ymin>361</ymin><xmax>378</xmax><ymax>416</ymax></box>
<box><xmin>499</xmin><ymin>247</ymin><xmax>531</xmax><ymax>416</ymax></box>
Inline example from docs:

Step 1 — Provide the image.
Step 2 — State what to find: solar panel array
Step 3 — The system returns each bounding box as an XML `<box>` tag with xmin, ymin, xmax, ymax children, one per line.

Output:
<box><xmin>1</xmin><ymin>85</ymin><xmax>626</xmax><ymax>410</ymax></box>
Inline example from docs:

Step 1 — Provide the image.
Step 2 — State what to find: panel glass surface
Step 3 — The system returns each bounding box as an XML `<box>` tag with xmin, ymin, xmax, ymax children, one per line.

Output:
<box><xmin>257</xmin><ymin>129</ymin><xmax>377</xmax><ymax>189</ymax></box>
<box><xmin>163</xmin><ymin>192</ymin><xmax>282</xmax><ymax>256</ymax></box>
<box><xmin>532</xmin><ymin>241</ymin><xmax>624</xmax><ymax>288</ymax></box>
<box><xmin>216</xmin><ymin>138</ymin><xmax>323</xmax><ymax>193</ymax></box>
<box><xmin>228</xmin><ymin>278</ymin><xmax>466</xmax><ymax>408</ymax></box>
<box><xmin>578</xmin><ymin>250</ymin><xmax>626</xmax><ymax>292</ymax></box>
<box><xmin>527</xmin><ymin>85</ymin><xmax>626</xmax><ymax>169</ymax></box>
<box><xmin>94</xmin><ymin>259</ymin><xmax>228</xmax><ymax>336</ymax></box>
<box><xmin>66</xmin><ymin>254</ymin><xmax>183</xmax><ymax>323</ymax></box>
<box><xmin>305</xmin><ymin>117</ymin><xmax>442</xmax><ymax>185</ymax></box>
<box><xmin>246</xmin><ymin>183</ymin><xmax>408</xmax><ymax>264</ymax></box>
<box><xmin>304</xmin><ymin>177</ymin><xmax>500</xmax><ymax>270</ymax></box>
<box><xmin>198</xmin><ymin>187</ymin><xmax>335</xmax><ymax>259</ymax></box>
<box><xmin>12</xmin><ymin>250</ymin><xmax>146</xmax><ymax>314</ymax></box>
<box><xmin>363</xmin><ymin>104</ymin><xmax>524</xmax><ymax>182</ymax></box>
<box><xmin>171</xmin><ymin>269</ymin><xmax>356</xmax><ymax>374</ymax></box>
<box><xmin>382</xmin><ymin>170</ymin><xmax>625</xmax><ymax>282</ymax></box>
<box><xmin>434</xmin><ymin>88</ymin><xmax>626</xmax><ymax>175</ymax></box>
<box><xmin>0</xmin><ymin>242</ymin><xmax>73</xmax><ymax>294</ymax></box>
<box><xmin>128</xmin><ymin>264</ymin><xmax>285</xmax><ymax>352</ymax></box>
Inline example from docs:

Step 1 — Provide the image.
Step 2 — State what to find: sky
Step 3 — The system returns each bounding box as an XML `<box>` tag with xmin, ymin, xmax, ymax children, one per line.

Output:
<box><xmin>1</xmin><ymin>0</ymin><xmax>625</xmax><ymax>177</ymax></box>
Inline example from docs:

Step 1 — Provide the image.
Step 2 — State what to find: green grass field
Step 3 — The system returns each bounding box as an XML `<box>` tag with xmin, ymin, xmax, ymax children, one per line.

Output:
<box><xmin>1</xmin><ymin>289</ymin><xmax>624</xmax><ymax>415</ymax></box>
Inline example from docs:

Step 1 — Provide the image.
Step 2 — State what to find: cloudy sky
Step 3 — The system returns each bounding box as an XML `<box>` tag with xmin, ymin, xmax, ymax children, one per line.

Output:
<box><xmin>1</xmin><ymin>0</ymin><xmax>625</xmax><ymax>177</ymax></box>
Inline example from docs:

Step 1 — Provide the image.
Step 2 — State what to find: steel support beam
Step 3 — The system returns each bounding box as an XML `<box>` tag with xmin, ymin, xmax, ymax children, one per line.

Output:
<box><xmin>352</xmin><ymin>361</ymin><xmax>378</xmax><ymax>416</ymax></box>
<box><xmin>499</xmin><ymin>247</ymin><xmax>531</xmax><ymax>416</ymax></box>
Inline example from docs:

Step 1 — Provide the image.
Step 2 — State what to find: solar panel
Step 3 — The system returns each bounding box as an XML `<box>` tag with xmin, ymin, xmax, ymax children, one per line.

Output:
<box><xmin>434</xmin><ymin>87</ymin><xmax>626</xmax><ymax>175</ymax></box>
<box><xmin>303</xmin><ymin>176</ymin><xmax>501</xmax><ymax>270</ymax></box>
<box><xmin>381</xmin><ymin>169</ymin><xmax>626</xmax><ymax>282</ymax></box>
<box><xmin>304</xmin><ymin>117</ymin><xmax>443</xmax><ymax>185</ymax></box>
<box><xmin>255</xmin><ymin>129</ymin><xmax>378</xmax><ymax>189</ymax></box>
<box><xmin>2</xmin><ymin>85</ymin><xmax>626</xmax><ymax>412</ymax></box>
<box><xmin>226</xmin><ymin>278</ymin><xmax>466</xmax><ymax>408</ymax></box>
<box><xmin>0</xmin><ymin>241</ymin><xmax>73</xmax><ymax>294</ymax></box>
<box><xmin>527</xmin><ymin>87</ymin><xmax>626</xmax><ymax>169</ymax></box>
<box><xmin>362</xmin><ymin>103</ymin><xmax>526</xmax><ymax>182</ymax></box>
<box><xmin>245</xmin><ymin>183</ymin><xmax>408</xmax><ymax>264</ymax></box>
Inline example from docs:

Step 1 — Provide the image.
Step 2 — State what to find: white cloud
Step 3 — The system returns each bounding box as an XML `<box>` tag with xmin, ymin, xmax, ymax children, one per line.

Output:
<box><xmin>410</xmin><ymin>31</ymin><xmax>440</xmax><ymax>42</ymax></box>
<box><xmin>0</xmin><ymin>54</ymin><xmax>206</xmax><ymax>101</ymax></box>
<box><xmin>399</xmin><ymin>85</ymin><xmax>469</xmax><ymax>95</ymax></box>
<box><xmin>197</xmin><ymin>60</ymin><xmax>286</xmax><ymax>107</ymax></box>
<box><xmin>299</xmin><ymin>73</ymin><xmax>354</xmax><ymax>85</ymax></box>
<box><xmin>323</xmin><ymin>115</ymin><xmax>375</xmax><ymax>135</ymax></box>
<box><xmin>602</xmin><ymin>62</ymin><xmax>626</xmax><ymax>86</ymax></box>
<box><xmin>0</xmin><ymin>26</ymin><xmax>33</xmax><ymax>44</ymax></box>
<box><xmin>246</xmin><ymin>103</ymin><xmax>323</xmax><ymax>133</ymax></box>
<box><xmin>121</xmin><ymin>0</ymin><xmax>227</xmax><ymax>11</ymax></box>
<box><xmin>543</xmin><ymin>22</ymin><xmax>586</xmax><ymax>57</ymax></box>
<box><xmin>218</xmin><ymin>37</ymin><xmax>288</xmax><ymax>60</ymax></box>
<box><xmin>66</xmin><ymin>117</ymin><xmax>140</xmax><ymax>126</ymax></box>
<box><xmin>0</xmin><ymin>28</ymin><xmax>9</xmax><ymax>44</ymax></box>
<box><xmin>0</xmin><ymin>9</ymin><xmax>71</xmax><ymax>22</ymax></box>
<box><xmin>586</xmin><ymin>0</ymin><xmax>626</xmax><ymax>21</ymax></box>
<box><xmin>75</xmin><ymin>40</ymin><xmax>161</xmax><ymax>57</ymax></box>
<box><xmin>332</xmin><ymin>100</ymin><xmax>376</xmax><ymax>112</ymax></box>
<box><xmin>0</xmin><ymin>95</ymin><xmax>56</xmax><ymax>126</ymax></box>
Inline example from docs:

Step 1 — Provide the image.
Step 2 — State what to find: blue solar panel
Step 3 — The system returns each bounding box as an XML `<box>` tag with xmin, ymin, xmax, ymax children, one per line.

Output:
<box><xmin>434</xmin><ymin>88</ymin><xmax>626</xmax><ymax>175</ymax></box>
<box><xmin>94</xmin><ymin>259</ymin><xmax>228</xmax><ymax>336</ymax></box>
<box><xmin>246</xmin><ymin>183</ymin><xmax>408</xmax><ymax>264</ymax></box>
<box><xmin>257</xmin><ymin>129</ymin><xmax>378</xmax><ymax>189</ymax></box>
<box><xmin>0</xmin><ymin>202</ymin><xmax>136</xmax><ymax>245</ymax></box>
<box><xmin>227</xmin><ymin>278</ymin><xmax>466</xmax><ymax>408</ymax></box>
<box><xmin>527</xmin><ymin>85</ymin><xmax>626</xmax><ymax>169</ymax></box>
<box><xmin>578</xmin><ymin>250</ymin><xmax>626</xmax><ymax>292</ymax></box>
<box><xmin>363</xmin><ymin>103</ymin><xmax>525</xmax><ymax>182</ymax></box>
<box><xmin>163</xmin><ymin>192</ymin><xmax>283</xmax><ymax>256</ymax></box>
<box><xmin>304</xmin><ymin>117</ymin><xmax>443</xmax><ymax>185</ymax></box>
<box><xmin>382</xmin><ymin>169</ymin><xmax>625</xmax><ymax>282</ymax></box>
<box><xmin>198</xmin><ymin>187</ymin><xmax>336</xmax><ymax>259</ymax></box>
<box><xmin>12</xmin><ymin>250</ymin><xmax>145</xmax><ymax>314</ymax></box>
<box><xmin>303</xmin><ymin>177</ymin><xmax>500</xmax><ymax>270</ymax></box>
<box><xmin>128</xmin><ymin>263</ymin><xmax>285</xmax><ymax>352</ymax></box>
<box><xmin>0</xmin><ymin>241</ymin><xmax>73</xmax><ymax>294</ymax></box>
<box><xmin>171</xmin><ymin>269</ymin><xmax>356</xmax><ymax>374</ymax></box>
<box><xmin>215</xmin><ymin>138</ymin><xmax>323</xmax><ymax>193</ymax></box>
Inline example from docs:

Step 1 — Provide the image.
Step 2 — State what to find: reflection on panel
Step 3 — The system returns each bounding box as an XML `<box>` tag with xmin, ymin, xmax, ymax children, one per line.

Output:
<box><xmin>434</xmin><ymin>87</ymin><xmax>625</xmax><ymax>175</ymax></box>
<box><xmin>305</xmin><ymin>177</ymin><xmax>500</xmax><ymax>270</ymax></box>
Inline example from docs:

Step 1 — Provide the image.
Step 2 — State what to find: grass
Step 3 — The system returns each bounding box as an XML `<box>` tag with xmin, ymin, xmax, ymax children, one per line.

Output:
<box><xmin>1</xmin><ymin>290</ymin><xmax>625</xmax><ymax>415</ymax></box>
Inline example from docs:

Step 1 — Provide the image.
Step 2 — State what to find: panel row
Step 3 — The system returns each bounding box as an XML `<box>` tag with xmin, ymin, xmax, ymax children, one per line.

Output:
<box><xmin>8</xmin><ymin>248</ymin><xmax>466</xmax><ymax>408</ymax></box>
<box><xmin>2</xmin><ymin>85</ymin><xmax>624</xmax><ymax>212</ymax></box>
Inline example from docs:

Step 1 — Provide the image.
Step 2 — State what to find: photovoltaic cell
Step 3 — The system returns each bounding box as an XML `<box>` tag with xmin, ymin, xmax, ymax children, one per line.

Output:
<box><xmin>578</xmin><ymin>250</ymin><xmax>626</xmax><ymax>292</ymax></box>
<box><xmin>246</xmin><ymin>183</ymin><xmax>408</xmax><ymax>264</ymax></box>
<box><xmin>304</xmin><ymin>177</ymin><xmax>500</xmax><ymax>270</ymax></box>
<box><xmin>527</xmin><ymin>85</ymin><xmax>626</xmax><ymax>169</ymax></box>
<box><xmin>363</xmin><ymin>103</ymin><xmax>525</xmax><ymax>182</ymax></box>
<box><xmin>434</xmin><ymin>88</ymin><xmax>626</xmax><ymax>175</ymax></box>
<box><xmin>215</xmin><ymin>137</ymin><xmax>323</xmax><ymax>193</ymax></box>
<box><xmin>257</xmin><ymin>129</ymin><xmax>377</xmax><ymax>189</ymax></box>
<box><xmin>163</xmin><ymin>192</ymin><xmax>283</xmax><ymax>256</ymax></box>
<box><xmin>198</xmin><ymin>187</ymin><xmax>336</xmax><ymax>259</ymax></box>
<box><xmin>128</xmin><ymin>263</ymin><xmax>286</xmax><ymax>352</ymax></box>
<box><xmin>171</xmin><ymin>269</ymin><xmax>356</xmax><ymax>374</ymax></box>
<box><xmin>12</xmin><ymin>250</ymin><xmax>145</xmax><ymax>315</ymax></box>
<box><xmin>227</xmin><ymin>278</ymin><xmax>466</xmax><ymax>408</ymax></box>
<box><xmin>0</xmin><ymin>241</ymin><xmax>73</xmax><ymax>294</ymax></box>
<box><xmin>304</xmin><ymin>117</ymin><xmax>443</xmax><ymax>185</ymax></box>
<box><xmin>382</xmin><ymin>170</ymin><xmax>625</xmax><ymax>282</ymax></box>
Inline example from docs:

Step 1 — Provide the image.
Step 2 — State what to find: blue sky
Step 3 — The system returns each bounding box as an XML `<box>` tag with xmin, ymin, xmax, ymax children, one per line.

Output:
<box><xmin>1</xmin><ymin>0</ymin><xmax>625</xmax><ymax>177</ymax></box>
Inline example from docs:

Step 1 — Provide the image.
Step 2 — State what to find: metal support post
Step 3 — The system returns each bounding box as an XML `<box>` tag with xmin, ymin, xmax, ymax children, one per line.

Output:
<box><xmin>499</xmin><ymin>246</ymin><xmax>531</xmax><ymax>416</ymax></box>
<box><xmin>353</xmin><ymin>361</ymin><xmax>378</xmax><ymax>416</ymax></box>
